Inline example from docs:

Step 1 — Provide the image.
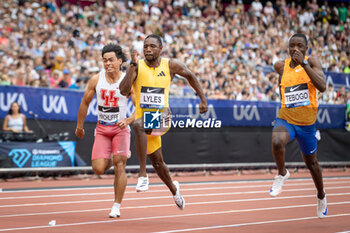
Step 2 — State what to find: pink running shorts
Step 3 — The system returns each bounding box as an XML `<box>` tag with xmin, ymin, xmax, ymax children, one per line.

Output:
<box><xmin>91</xmin><ymin>122</ymin><xmax>131</xmax><ymax>160</ymax></box>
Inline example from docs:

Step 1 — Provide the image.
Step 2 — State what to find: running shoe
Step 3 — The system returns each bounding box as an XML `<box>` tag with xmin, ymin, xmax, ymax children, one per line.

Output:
<box><xmin>173</xmin><ymin>181</ymin><xmax>185</xmax><ymax>210</ymax></box>
<box><xmin>136</xmin><ymin>175</ymin><xmax>149</xmax><ymax>192</ymax></box>
<box><xmin>270</xmin><ymin>169</ymin><xmax>290</xmax><ymax>197</ymax></box>
<box><xmin>109</xmin><ymin>205</ymin><xmax>120</xmax><ymax>218</ymax></box>
<box><xmin>317</xmin><ymin>195</ymin><xmax>327</xmax><ymax>219</ymax></box>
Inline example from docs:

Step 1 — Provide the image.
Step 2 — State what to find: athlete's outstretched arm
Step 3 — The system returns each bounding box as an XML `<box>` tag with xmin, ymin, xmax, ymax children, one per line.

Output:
<box><xmin>169</xmin><ymin>60</ymin><xmax>208</xmax><ymax>113</ymax></box>
<box><xmin>120</xmin><ymin>50</ymin><xmax>138</xmax><ymax>96</ymax></box>
<box><xmin>75</xmin><ymin>75</ymin><xmax>98</xmax><ymax>139</ymax></box>
<box><xmin>304</xmin><ymin>56</ymin><xmax>326</xmax><ymax>92</ymax></box>
<box><xmin>274</xmin><ymin>60</ymin><xmax>285</xmax><ymax>99</ymax></box>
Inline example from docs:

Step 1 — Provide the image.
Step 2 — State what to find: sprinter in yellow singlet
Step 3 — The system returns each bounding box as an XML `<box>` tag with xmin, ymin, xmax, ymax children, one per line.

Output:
<box><xmin>120</xmin><ymin>34</ymin><xmax>207</xmax><ymax>210</ymax></box>
<box><xmin>270</xmin><ymin>33</ymin><xmax>327</xmax><ymax>218</ymax></box>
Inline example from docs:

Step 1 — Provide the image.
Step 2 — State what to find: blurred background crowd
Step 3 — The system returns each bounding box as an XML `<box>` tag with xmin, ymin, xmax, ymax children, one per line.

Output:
<box><xmin>0</xmin><ymin>0</ymin><xmax>349</xmax><ymax>104</ymax></box>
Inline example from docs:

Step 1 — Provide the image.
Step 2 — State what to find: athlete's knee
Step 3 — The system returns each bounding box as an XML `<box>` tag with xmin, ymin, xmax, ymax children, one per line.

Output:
<box><xmin>132</xmin><ymin>120</ymin><xmax>144</xmax><ymax>134</ymax></box>
<box><xmin>151</xmin><ymin>159</ymin><xmax>165</xmax><ymax>170</ymax></box>
<box><xmin>272</xmin><ymin>137</ymin><xmax>286</xmax><ymax>151</ymax></box>
<box><xmin>113</xmin><ymin>158</ymin><xmax>126</xmax><ymax>174</ymax></box>
<box><xmin>304</xmin><ymin>156</ymin><xmax>319</xmax><ymax>170</ymax></box>
<box><xmin>92</xmin><ymin>166</ymin><xmax>105</xmax><ymax>175</ymax></box>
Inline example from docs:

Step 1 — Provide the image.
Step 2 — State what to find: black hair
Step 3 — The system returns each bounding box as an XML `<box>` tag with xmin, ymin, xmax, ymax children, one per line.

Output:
<box><xmin>290</xmin><ymin>33</ymin><xmax>308</xmax><ymax>46</ymax></box>
<box><xmin>8</xmin><ymin>102</ymin><xmax>21</xmax><ymax>115</ymax></box>
<box><xmin>145</xmin><ymin>34</ymin><xmax>163</xmax><ymax>47</ymax></box>
<box><xmin>101</xmin><ymin>43</ymin><xmax>127</xmax><ymax>62</ymax></box>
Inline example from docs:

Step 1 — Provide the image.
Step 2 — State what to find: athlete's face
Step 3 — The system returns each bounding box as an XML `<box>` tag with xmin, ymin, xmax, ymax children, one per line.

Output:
<box><xmin>102</xmin><ymin>52</ymin><xmax>122</xmax><ymax>73</ymax></box>
<box><xmin>288</xmin><ymin>37</ymin><xmax>307</xmax><ymax>58</ymax></box>
<box><xmin>143</xmin><ymin>38</ymin><xmax>162</xmax><ymax>62</ymax></box>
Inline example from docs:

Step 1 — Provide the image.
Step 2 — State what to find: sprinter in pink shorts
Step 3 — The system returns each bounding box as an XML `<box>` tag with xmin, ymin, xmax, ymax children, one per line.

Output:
<box><xmin>75</xmin><ymin>44</ymin><xmax>135</xmax><ymax>218</ymax></box>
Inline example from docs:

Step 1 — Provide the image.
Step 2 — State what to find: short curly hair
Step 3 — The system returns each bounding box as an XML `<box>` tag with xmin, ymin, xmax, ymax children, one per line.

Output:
<box><xmin>101</xmin><ymin>43</ymin><xmax>127</xmax><ymax>62</ymax></box>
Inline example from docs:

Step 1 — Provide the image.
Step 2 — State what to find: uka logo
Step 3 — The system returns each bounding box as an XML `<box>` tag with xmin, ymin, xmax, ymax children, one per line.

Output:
<box><xmin>188</xmin><ymin>103</ymin><xmax>217</xmax><ymax>119</ymax></box>
<box><xmin>88</xmin><ymin>98</ymin><xmax>98</xmax><ymax>116</ymax></box>
<box><xmin>317</xmin><ymin>108</ymin><xmax>331</xmax><ymax>124</ymax></box>
<box><xmin>233</xmin><ymin>104</ymin><xmax>260</xmax><ymax>121</ymax></box>
<box><xmin>0</xmin><ymin>92</ymin><xmax>28</xmax><ymax>111</ymax></box>
<box><xmin>43</xmin><ymin>95</ymin><xmax>68</xmax><ymax>114</ymax></box>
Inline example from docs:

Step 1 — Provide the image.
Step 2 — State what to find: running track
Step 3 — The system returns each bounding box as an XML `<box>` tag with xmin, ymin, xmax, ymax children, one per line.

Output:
<box><xmin>1</xmin><ymin>170</ymin><xmax>350</xmax><ymax>233</ymax></box>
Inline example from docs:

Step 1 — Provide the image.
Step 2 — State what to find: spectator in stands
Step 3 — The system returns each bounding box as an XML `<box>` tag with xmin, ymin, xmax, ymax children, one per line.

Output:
<box><xmin>336</xmin><ymin>86</ymin><xmax>347</xmax><ymax>104</ymax></box>
<box><xmin>338</xmin><ymin>2</ymin><xmax>348</xmax><ymax>23</ymax></box>
<box><xmin>344</xmin><ymin>60</ymin><xmax>350</xmax><ymax>74</ymax></box>
<box><xmin>58</xmin><ymin>69</ymin><xmax>71</xmax><ymax>88</ymax></box>
<box><xmin>2</xmin><ymin>102</ymin><xmax>32</xmax><ymax>133</ymax></box>
<box><xmin>0</xmin><ymin>0</ymin><xmax>349</xmax><ymax>103</ymax></box>
<box><xmin>0</xmin><ymin>74</ymin><xmax>11</xmax><ymax>86</ymax></box>
<box><xmin>49</xmin><ymin>70</ymin><xmax>61</xmax><ymax>88</ymax></box>
<box><xmin>251</xmin><ymin>0</ymin><xmax>263</xmax><ymax>18</ymax></box>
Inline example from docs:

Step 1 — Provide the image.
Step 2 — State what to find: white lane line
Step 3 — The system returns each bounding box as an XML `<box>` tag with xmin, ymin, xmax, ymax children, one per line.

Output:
<box><xmin>0</xmin><ymin>203</ymin><xmax>349</xmax><ymax>232</ymax></box>
<box><xmin>1</xmin><ymin>195</ymin><xmax>350</xmax><ymax>219</ymax></box>
<box><xmin>0</xmin><ymin>190</ymin><xmax>349</xmax><ymax>209</ymax></box>
<box><xmin>150</xmin><ymin>213</ymin><xmax>350</xmax><ymax>233</ymax></box>
<box><xmin>1</xmin><ymin>180</ymin><xmax>349</xmax><ymax>200</ymax></box>
<box><xmin>1</xmin><ymin>176</ymin><xmax>349</xmax><ymax>194</ymax></box>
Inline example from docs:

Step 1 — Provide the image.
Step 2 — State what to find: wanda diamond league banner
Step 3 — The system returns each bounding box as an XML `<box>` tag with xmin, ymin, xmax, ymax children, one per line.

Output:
<box><xmin>0</xmin><ymin>141</ymin><xmax>76</xmax><ymax>168</ymax></box>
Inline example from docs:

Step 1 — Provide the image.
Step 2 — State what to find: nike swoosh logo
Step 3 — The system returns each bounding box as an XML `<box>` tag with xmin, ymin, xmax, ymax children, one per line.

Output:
<box><xmin>290</xmin><ymin>85</ymin><xmax>300</xmax><ymax>92</ymax></box>
<box><xmin>102</xmin><ymin>108</ymin><xmax>110</xmax><ymax>112</ymax></box>
<box><xmin>147</xmin><ymin>89</ymin><xmax>158</xmax><ymax>93</ymax></box>
<box><xmin>323</xmin><ymin>207</ymin><xmax>327</xmax><ymax>215</ymax></box>
<box><xmin>310</xmin><ymin>148</ymin><xmax>317</xmax><ymax>154</ymax></box>
<box><xmin>295</xmin><ymin>68</ymin><xmax>303</xmax><ymax>72</ymax></box>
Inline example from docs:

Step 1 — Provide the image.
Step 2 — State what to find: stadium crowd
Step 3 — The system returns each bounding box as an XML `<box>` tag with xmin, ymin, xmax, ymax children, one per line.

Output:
<box><xmin>0</xmin><ymin>0</ymin><xmax>349</xmax><ymax>104</ymax></box>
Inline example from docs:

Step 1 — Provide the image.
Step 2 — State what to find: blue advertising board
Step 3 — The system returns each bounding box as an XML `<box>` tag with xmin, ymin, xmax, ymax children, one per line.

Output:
<box><xmin>0</xmin><ymin>141</ymin><xmax>76</xmax><ymax>168</ymax></box>
<box><xmin>0</xmin><ymin>83</ymin><xmax>346</xmax><ymax>129</ymax></box>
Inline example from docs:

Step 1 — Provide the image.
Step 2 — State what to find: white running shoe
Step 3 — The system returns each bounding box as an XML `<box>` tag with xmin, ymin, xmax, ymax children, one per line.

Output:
<box><xmin>136</xmin><ymin>175</ymin><xmax>149</xmax><ymax>192</ymax></box>
<box><xmin>109</xmin><ymin>205</ymin><xmax>120</xmax><ymax>218</ymax></box>
<box><xmin>270</xmin><ymin>169</ymin><xmax>290</xmax><ymax>197</ymax></box>
<box><xmin>173</xmin><ymin>181</ymin><xmax>185</xmax><ymax>210</ymax></box>
<box><xmin>317</xmin><ymin>195</ymin><xmax>327</xmax><ymax>219</ymax></box>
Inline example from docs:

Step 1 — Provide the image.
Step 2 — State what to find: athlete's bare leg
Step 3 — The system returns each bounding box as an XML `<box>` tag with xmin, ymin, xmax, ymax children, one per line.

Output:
<box><xmin>132</xmin><ymin>118</ymin><xmax>148</xmax><ymax>177</ymax></box>
<box><xmin>148</xmin><ymin>148</ymin><xmax>176</xmax><ymax>195</ymax></box>
<box><xmin>112</xmin><ymin>155</ymin><xmax>128</xmax><ymax>203</ymax></box>
<box><xmin>302</xmin><ymin>152</ymin><xmax>325</xmax><ymax>199</ymax></box>
<box><xmin>92</xmin><ymin>158</ymin><xmax>113</xmax><ymax>175</ymax></box>
<box><xmin>271</xmin><ymin>126</ymin><xmax>290</xmax><ymax>176</ymax></box>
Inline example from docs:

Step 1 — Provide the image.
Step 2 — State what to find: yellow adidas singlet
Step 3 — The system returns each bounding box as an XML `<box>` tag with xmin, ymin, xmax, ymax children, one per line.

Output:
<box><xmin>133</xmin><ymin>58</ymin><xmax>171</xmax><ymax>119</ymax></box>
<box><xmin>278</xmin><ymin>57</ymin><xmax>318</xmax><ymax>125</ymax></box>
<box><xmin>132</xmin><ymin>58</ymin><xmax>171</xmax><ymax>154</ymax></box>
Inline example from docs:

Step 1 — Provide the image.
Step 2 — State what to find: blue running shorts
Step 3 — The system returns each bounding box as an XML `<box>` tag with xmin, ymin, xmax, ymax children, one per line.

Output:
<box><xmin>273</xmin><ymin>118</ymin><xmax>318</xmax><ymax>155</ymax></box>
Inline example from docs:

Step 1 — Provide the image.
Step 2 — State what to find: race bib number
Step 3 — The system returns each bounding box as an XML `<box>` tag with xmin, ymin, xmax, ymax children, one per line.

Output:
<box><xmin>284</xmin><ymin>83</ymin><xmax>310</xmax><ymax>108</ymax></box>
<box><xmin>98</xmin><ymin>105</ymin><xmax>119</xmax><ymax>123</ymax></box>
<box><xmin>140</xmin><ymin>86</ymin><xmax>165</xmax><ymax>109</ymax></box>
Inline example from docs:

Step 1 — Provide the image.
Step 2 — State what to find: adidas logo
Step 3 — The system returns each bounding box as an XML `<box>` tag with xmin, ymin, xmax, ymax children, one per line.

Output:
<box><xmin>157</xmin><ymin>71</ymin><xmax>166</xmax><ymax>77</ymax></box>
